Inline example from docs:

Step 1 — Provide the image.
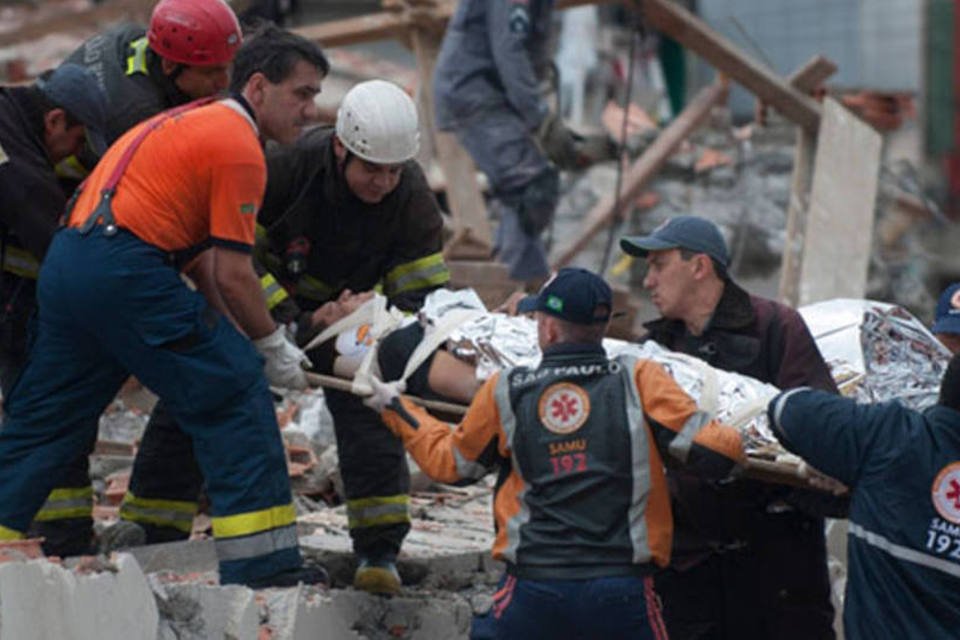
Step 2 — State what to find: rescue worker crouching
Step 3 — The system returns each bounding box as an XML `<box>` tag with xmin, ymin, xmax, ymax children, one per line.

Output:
<box><xmin>36</xmin><ymin>0</ymin><xmax>245</xmax><ymax>557</ymax></box>
<box><xmin>364</xmin><ymin>268</ymin><xmax>745</xmax><ymax>639</ymax></box>
<box><xmin>0</xmin><ymin>64</ymin><xmax>108</xmax><ymax>556</ymax></box>
<box><xmin>0</xmin><ymin>25</ymin><xmax>330</xmax><ymax>589</ymax></box>
<box><xmin>111</xmin><ymin>79</ymin><xmax>449</xmax><ymax>595</ymax></box>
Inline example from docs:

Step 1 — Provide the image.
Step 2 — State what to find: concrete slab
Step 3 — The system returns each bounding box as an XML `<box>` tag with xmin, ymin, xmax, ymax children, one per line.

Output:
<box><xmin>151</xmin><ymin>579</ymin><xmax>258</xmax><ymax>640</ymax></box>
<box><xmin>0</xmin><ymin>554</ymin><xmax>157</xmax><ymax>640</ymax></box>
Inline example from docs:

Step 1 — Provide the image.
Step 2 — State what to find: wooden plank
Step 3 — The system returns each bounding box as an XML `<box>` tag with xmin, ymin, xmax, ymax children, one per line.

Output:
<box><xmin>294</xmin><ymin>0</ymin><xmax>622</xmax><ymax>49</ymax></box>
<box><xmin>552</xmin><ymin>80</ymin><xmax>728</xmax><ymax>270</ymax></box>
<box><xmin>777</xmin><ymin>127</ymin><xmax>816</xmax><ymax>306</ymax></box>
<box><xmin>643</xmin><ymin>0</ymin><xmax>822</xmax><ymax>131</ymax></box>
<box><xmin>788</xmin><ymin>55</ymin><xmax>837</xmax><ymax>93</ymax></box>
<box><xmin>797</xmin><ymin>98</ymin><xmax>882</xmax><ymax>305</ymax></box>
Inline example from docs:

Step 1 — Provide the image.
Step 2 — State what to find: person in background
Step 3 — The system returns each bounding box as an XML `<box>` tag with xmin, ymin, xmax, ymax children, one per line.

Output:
<box><xmin>933</xmin><ymin>282</ymin><xmax>960</xmax><ymax>355</ymax></box>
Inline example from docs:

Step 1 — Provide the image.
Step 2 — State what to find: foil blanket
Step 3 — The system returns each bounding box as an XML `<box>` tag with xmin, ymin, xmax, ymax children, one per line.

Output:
<box><xmin>433</xmin><ymin>294</ymin><xmax>951</xmax><ymax>459</ymax></box>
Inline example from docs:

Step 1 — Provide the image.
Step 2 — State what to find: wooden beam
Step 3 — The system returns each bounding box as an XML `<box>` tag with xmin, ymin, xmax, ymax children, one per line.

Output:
<box><xmin>294</xmin><ymin>0</ymin><xmax>623</xmax><ymax>49</ymax></box>
<box><xmin>788</xmin><ymin>55</ymin><xmax>837</xmax><ymax>93</ymax></box>
<box><xmin>552</xmin><ymin>80</ymin><xmax>728</xmax><ymax>270</ymax></box>
<box><xmin>643</xmin><ymin>0</ymin><xmax>822</xmax><ymax>131</ymax></box>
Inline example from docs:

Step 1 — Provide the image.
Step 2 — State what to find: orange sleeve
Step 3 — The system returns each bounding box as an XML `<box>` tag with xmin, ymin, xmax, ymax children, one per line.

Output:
<box><xmin>207</xmin><ymin>152</ymin><xmax>266</xmax><ymax>251</ymax></box>
<box><xmin>381</xmin><ymin>374</ymin><xmax>507</xmax><ymax>484</ymax></box>
<box><xmin>635</xmin><ymin>359</ymin><xmax>745</xmax><ymax>473</ymax></box>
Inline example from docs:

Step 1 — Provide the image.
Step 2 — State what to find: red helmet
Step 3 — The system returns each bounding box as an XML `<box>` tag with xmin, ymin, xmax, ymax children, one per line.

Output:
<box><xmin>147</xmin><ymin>0</ymin><xmax>242</xmax><ymax>67</ymax></box>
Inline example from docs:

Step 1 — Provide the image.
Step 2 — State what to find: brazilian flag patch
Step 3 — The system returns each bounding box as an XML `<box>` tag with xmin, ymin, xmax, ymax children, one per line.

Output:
<box><xmin>546</xmin><ymin>294</ymin><xmax>564</xmax><ymax>312</ymax></box>
<box><xmin>240</xmin><ymin>203</ymin><xmax>256</xmax><ymax>215</ymax></box>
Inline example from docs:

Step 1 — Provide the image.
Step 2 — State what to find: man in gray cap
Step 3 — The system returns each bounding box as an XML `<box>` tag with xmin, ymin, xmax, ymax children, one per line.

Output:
<box><xmin>620</xmin><ymin>214</ymin><xmax>842</xmax><ymax>640</ymax></box>
<box><xmin>0</xmin><ymin>63</ymin><xmax>107</xmax><ymax>554</ymax></box>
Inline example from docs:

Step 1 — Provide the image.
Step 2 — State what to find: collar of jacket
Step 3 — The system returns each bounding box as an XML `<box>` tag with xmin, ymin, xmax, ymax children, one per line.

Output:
<box><xmin>146</xmin><ymin>48</ymin><xmax>193</xmax><ymax>109</ymax></box>
<box><xmin>2</xmin><ymin>87</ymin><xmax>51</xmax><ymax>163</ymax></box>
<box><xmin>541</xmin><ymin>342</ymin><xmax>607</xmax><ymax>363</ymax></box>
<box><xmin>643</xmin><ymin>279</ymin><xmax>755</xmax><ymax>339</ymax></box>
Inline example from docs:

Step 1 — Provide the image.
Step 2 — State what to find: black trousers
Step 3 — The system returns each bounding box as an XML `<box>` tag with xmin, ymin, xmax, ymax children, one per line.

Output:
<box><xmin>655</xmin><ymin>513</ymin><xmax>835</xmax><ymax>640</ymax></box>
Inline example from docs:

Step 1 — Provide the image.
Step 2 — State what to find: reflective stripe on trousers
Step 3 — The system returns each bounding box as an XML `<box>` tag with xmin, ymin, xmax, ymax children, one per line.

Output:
<box><xmin>34</xmin><ymin>486</ymin><xmax>93</xmax><ymax>521</ymax></box>
<box><xmin>119</xmin><ymin>491</ymin><xmax>197</xmax><ymax>533</ymax></box>
<box><xmin>346</xmin><ymin>495</ymin><xmax>410</xmax><ymax>530</ymax></box>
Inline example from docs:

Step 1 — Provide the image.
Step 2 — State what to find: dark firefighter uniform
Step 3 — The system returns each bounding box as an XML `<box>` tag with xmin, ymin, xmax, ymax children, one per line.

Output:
<box><xmin>123</xmin><ymin>127</ymin><xmax>449</xmax><ymax>564</ymax></box>
<box><xmin>64</xmin><ymin>24</ymin><xmax>193</xmax><ymax>146</ymax></box>
<box><xmin>21</xmin><ymin>24</ymin><xmax>202</xmax><ymax>554</ymax></box>
<box><xmin>377</xmin><ymin>346</ymin><xmax>744</xmax><ymax>638</ymax></box>
<box><xmin>0</xmin><ymin>84</ymin><xmax>94</xmax><ymax>556</ymax></box>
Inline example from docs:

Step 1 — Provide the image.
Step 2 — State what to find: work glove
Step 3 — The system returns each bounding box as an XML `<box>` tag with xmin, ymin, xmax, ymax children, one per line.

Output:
<box><xmin>536</xmin><ymin>110</ymin><xmax>581</xmax><ymax>170</ymax></box>
<box><xmin>363</xmin><ymin>376</ymin><xmax>406</xmax><ymax>414</ymax></box>
<box><xmin>253</xmin><ymin>326</ymin><xmax>310</xmax><ymax>390</ymax></box>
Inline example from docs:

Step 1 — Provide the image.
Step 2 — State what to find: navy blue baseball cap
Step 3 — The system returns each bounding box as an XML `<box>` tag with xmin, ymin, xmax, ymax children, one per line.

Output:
<box><xmin>933</xmin><ymin>283</ymin><xmax>960</xmax><ymax>335</ymax></box>
<box><xmin>517</xmin><ymin>267</ymin><xmax>612</xmax><ymax>325</ymax></box>
<box><xmin>37</xmin><ymin>63</ymin><xmax>108</xmax><ymax>155</ymax></box>
<box><xmin>620</xmin><ymin>215</ymin><xmax>730</xmax><ymax>268</ymax></box>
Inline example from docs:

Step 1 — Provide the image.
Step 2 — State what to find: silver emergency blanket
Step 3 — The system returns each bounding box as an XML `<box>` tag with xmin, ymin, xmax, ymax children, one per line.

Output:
<box><xmin>432</xmin><ymin>292</ymin><xmax>951</xmax><ymax>458</ymax></box>
<box><xmin>799</xmin><ymin>298</ymin><xmax>951</xmax><ymax>410</ymax></box>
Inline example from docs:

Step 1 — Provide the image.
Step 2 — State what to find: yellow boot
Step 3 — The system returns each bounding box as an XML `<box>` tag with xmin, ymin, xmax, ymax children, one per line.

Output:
<box><xmin>353</xmin><ymin>557</ymin><xmax>401</xmax><ymax>595</ymax></box>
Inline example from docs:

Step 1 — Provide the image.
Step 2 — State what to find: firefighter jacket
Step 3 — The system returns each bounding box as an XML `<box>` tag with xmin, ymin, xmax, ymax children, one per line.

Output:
<box><xmin>380</xmin><ymin>343</ymin><xmax>744</xmax><ymax>580</ymax></box>
<box><xmin>0</xmin><ymin>86</ymin><xmax>66</xmax><ymax>281</ymax></box>
<box><xmin>771</xmin><ymin>389</ymin><xmax>960</xmax><ymax>639</ymax></box>
<box><xmin>434</xmin><ymin>0</ymin><xmax>553</xmax><ymax>131</ymax></box>
<box><xmin>63</xmin><ymin>24</ymin><xmax>191</xmax><ymax>145</ymax></box>
<box><xmin>643</xmin><ymin>279</ymin><xmax>845</xmax><ymax>564</ymax></box>
<box><xmin>255</xmin><ymin>127</ymin><xmax>449</xmax><ymax>332</ymax></box>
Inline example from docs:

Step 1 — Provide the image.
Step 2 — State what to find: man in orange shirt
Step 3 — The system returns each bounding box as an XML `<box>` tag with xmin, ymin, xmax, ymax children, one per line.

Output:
<box><xmin>365</xmin><ymin>268</ymin><xmax>744</xmax><ymax>638</ymax></box>
<box><xmin>0</xmin><ymin>25</ymin><xmax>329</xmax><ymax>588</ymax></box>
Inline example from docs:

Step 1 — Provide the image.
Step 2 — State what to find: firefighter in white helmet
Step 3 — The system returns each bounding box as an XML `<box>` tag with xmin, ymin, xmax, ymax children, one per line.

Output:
<box><xmin>119</xmin><ymin>79</ymin><xmax>450</xmax><ymax>596</ymax></box>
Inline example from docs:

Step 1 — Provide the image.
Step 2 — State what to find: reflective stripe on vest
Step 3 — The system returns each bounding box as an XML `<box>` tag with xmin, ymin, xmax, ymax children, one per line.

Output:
<box><xmin>0</xmin><ymin>524</ymin><xmax>24</xmax><ymax>540</ymax></box>
<box><xmin>260</xmin><ymin>273</ymin><xmax>289</xmax><ymax>309</ymax></box>
<box><xmin>346</xmin><ymin>494</ymin><xmax>410</xmax><ymax>530</ymax></box>
<box><xmin>215</xmin><ymin>524</ymin><xmax>299</xmax><ymax>562</ymax></box>
<box><xmin>33</xmin><ymin>486</ymin><xmax>93</xmax><ymax>521</ymax></box>
<box><xmin>618</xmin><ymin>355</ymin><xmax>654</xmax><ymax>564</ymax></box>
<box><xmin>126</xmin><ymin>37</ymin><xmax>149</xmax><ymax>76</ymax></box>
<box><xmin>119</xmin><ymin>491</ymin><xmax>197</xmax><ymax>533</ymax></box>
<box><xmin>1</xmin><ymin>245</ymin><xmax>40</xmax><ymax>280</ymax></box>
<box><xmin>669</xmin><ymin>410</ymin><xmax>713</xmax><ymax>464</ymax></box>
<box><xmin>492</xmin><ymin>371</ymin><xmax>530</xmax><ymax>565</ymax></box>
<box><xmin>849</xmin><ymin>521</ymin><xmax>960</xmax><ymax>579</ymax></box>
<box><xmin>211</xmin><ymin>503</ymin><xmax>296</xmax><ymax>539</ymax></box>
<box><xmin>383</xmin><ymin>252</ymin><xmax>450</xmax><ymax>297</ymax></box>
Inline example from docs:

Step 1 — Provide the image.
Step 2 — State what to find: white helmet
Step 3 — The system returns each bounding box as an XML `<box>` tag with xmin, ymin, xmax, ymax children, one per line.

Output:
<box><xmin>336</xmin><ymin>80</ymin><xmax>420</xmax><ymax>164</ymax></box>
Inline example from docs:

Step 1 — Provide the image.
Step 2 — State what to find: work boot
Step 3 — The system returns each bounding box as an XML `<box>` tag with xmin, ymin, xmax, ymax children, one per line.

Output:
<box><xmin>353</xmin><ymin>557</ymin><xmax>401</xmax><ymax>595</ymax></box>
<box><xmin>242</xmin><ymin>565</ymin><xmax>329</xmax><ymax>590</ymax></box>
<box><xmin>98</xmin><ymin>520</ymin><xmax>147</xmax><ymax>553</ymax></box>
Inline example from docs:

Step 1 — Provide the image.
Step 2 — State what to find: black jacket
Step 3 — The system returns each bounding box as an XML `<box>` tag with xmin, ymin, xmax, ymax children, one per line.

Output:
<box><xmin>643</xmin><ymin>280</ymin><xmax>846</xmax><ymax>563</ymax></box>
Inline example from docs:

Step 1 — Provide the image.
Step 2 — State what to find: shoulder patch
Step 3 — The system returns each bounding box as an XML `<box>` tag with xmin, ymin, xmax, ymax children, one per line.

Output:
<box><xmin>932</xmin><ymin>462</ymin><xmax>960</xmax><ymax>525</ymax></box>
<box><xmin>538</xmin><ymin>382</ymin><xmax>590</xmax><ymax>435</ymax></box>
<box><xmin>509</xmin><ymin>4</ymin><xmax>531</xmax><ymax>35</ymax></box>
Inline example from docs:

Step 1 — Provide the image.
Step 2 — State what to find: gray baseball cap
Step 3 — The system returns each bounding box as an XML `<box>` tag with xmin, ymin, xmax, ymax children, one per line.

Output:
<box><xmin>37</xmin><ymin>63</ymin><xmax>108</xmax><ymax>155</ymax></box>
<box><xmin>620</xmin><ymin>215</ymin><xmax>730</xmax><ymax>268</ymax></box>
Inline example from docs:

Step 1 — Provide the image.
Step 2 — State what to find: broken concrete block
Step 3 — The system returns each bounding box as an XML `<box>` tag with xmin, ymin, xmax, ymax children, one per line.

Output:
<box><xmin>261</xmin><ymin>585</ymin><xmax>360</xmax><ymax>640</ymax></box>
<box><xmin>330</xmin><ymin>589</ymin><xmax>472</xmax><ymax>640</ymax></box>
<box><xmin>152</xmin><ymin>577</ymin><xmax>258</xmax><ymax>640</ymax></box>
<box><xmin>0</xmin><ymin>553</ymin><xmax>157</xmax><ymax>640</ymax></box>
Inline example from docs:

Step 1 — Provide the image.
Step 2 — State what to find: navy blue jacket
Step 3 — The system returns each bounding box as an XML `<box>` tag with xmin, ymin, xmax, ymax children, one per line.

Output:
<box><xmin>770</xmin><ymin>389</ymin><xmax>960</xmax><ymax>639</ymax></box>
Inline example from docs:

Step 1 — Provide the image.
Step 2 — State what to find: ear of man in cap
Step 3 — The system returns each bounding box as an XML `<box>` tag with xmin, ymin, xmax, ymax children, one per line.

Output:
<box><xmin>37</xmin><ymin>63</ymin><xmax>109</xmax><ymax>156</ymax></box>
<box><xmin>619</xmin><ymin>215</ymin><xmax>730</xmax><ymax>273</ymax></box>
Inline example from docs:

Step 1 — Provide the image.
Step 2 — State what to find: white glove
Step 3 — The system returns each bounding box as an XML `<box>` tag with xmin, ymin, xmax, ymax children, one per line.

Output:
<box><xmin>253</xmin><ymin>326</ymin><xmax>310</xmax><ymax>390</ymax></box>
<box><xmin>363</xmin><ymin>376</ymin><xmax>406</xmax><ymax>414</ymax></box>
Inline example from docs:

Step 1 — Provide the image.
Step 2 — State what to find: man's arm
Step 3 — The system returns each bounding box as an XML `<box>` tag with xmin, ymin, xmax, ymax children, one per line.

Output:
<box><xmin>212</xmin><ymin>247</ymin><xmax>276</xmax><ymax>339</ymax></box>
<box><xmin>488</xmin><ymin>0</ymin><xmax>549</xmax><ymax>130</ymax></box>
<box><xmin>379</xmin><ymin>374</ymin><xmax>507</xmax><ymax>484</ymax></box>
<box><xmin>382</xmin><ymin>163</ymin><xmax>450</xmax><ymax>312</ymax></box>
<box><xmin>636</xmin><ymin>359</ymin><xmax>745</xmax><ymax>479</ymax></box>
<box><xmin>0</xmin><ymin>151</ymin><xmax>66</xmax><ymax>260</ymax></box>
<box><xmin>774</xmin><ymin>305</ymin><xmax>838</xmax><ymax>393</ymax></box>
<box><xmin>768</xmin><ymin>388</ymin><xmax>908</xmax><ymax>488</ymax></box>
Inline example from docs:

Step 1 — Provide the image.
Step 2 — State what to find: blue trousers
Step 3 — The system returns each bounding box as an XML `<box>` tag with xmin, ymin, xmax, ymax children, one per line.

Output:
<box><xmin>452</xmin><ymin>108</ymin><xmax>553</xmax><ymax>281</ymax></box>
<box><xmin>480</xmin><ymin>573</ymin><xmax>668</xmax><ymax>640</ymax></box>
<box><xmin>0</xmin><ymin>227</ymin><xmax>301</xmax><ymax>584</ymax></box>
